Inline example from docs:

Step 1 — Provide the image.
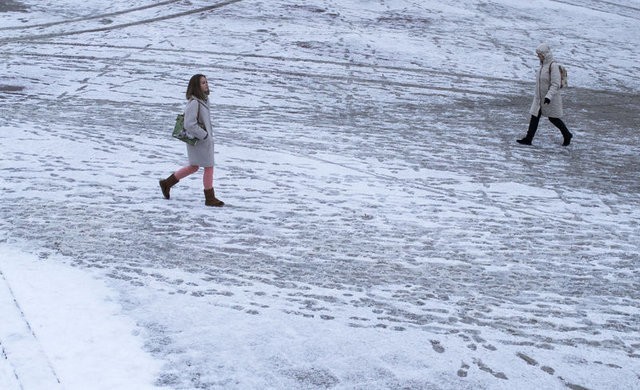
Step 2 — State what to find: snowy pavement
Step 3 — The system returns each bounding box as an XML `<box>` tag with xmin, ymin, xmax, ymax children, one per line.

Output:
<box><xmin>1</xmin><ymin>0</ymin><xmax>639</xmax><ymax>389</ymax></box>
<box><xmin>0</xmin><ymin>245</ymin><xmax>162</xmax><ymax>389</ymax></box>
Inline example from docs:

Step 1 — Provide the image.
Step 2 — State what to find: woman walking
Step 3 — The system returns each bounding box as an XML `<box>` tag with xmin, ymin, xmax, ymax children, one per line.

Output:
<box><xmin>517</xmin><ymin>43</ymin><xmax>573</xmax><ymax>146</ymax></box>
<box><xmin>159</xmin><ymin>74</ymin><xmax>224</xmax><ymax>206</ymax></box>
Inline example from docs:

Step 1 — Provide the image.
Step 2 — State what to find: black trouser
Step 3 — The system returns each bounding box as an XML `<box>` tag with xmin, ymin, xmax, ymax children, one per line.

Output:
<box><xmin>525</xmin><ymin>109</ymin><xmax>571</xmax><ymax>141</ymax></box>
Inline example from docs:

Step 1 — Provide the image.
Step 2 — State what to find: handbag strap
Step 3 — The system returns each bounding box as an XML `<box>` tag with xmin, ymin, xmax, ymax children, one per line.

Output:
<box><xmin>198</xmin><ymin>102</ymin><xmax>209</xmax><ymax>139</ymax></box>
<box><xmin>190</xmin><ymin>98</ymin><xmax>206</xmax><ymax>130</ymax></box>
<box><xmin>548</xmin><ymin>61</ymin><xmax>560</xmax><ymax>78</ymax></box>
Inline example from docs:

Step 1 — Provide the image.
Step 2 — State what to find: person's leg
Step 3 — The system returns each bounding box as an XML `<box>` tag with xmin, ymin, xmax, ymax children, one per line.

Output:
<box><xmin>203</xmin><ymin>167</ymin><xmax>224</xmax><ymax>206</ymax></box>
<box><xmin>203</xmin><ymin>166</ymin><xmax>213</xmax><ymax>190</ymax></box>
<box><xmin>174</xmin><ymin>165</ymin><xmax>199</xmax><ymax>180</ymax></box>
<box><xmin>159</xmin><ymin>165</ymin><xmax>199</xmax><ymax>199</ymax></box>
<box><xmin>549</xmin><ymin>117</ymin><xmax>573</xmax><ymax>146</ymax></box>
<box><xmin>517</xmin><ymin>110</ymin><xmax>541</xmax><ymax>145</ymax></box>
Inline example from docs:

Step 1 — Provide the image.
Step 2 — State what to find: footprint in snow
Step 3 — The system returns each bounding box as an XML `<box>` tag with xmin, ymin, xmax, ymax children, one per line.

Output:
<box><xmin>430</xmin><ymin>340</ymin><xmax>445</xmax><ymax>353</ymax></box>
<box><xmin>457</xmin><ymin>362</ymin><xmax>470</xmax><ymax>377</ymax></box>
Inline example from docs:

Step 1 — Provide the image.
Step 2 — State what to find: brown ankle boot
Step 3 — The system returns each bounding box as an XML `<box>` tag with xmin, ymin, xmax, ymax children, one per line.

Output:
<box><xmin>159</xmin><ymin>174</ymin><xmax>179</xmax><ymax>199</ymax></box>
<box><xmin>204</xmin><ymin>188</ymin><xmax>224</xmax><ymax>207</ymax></box>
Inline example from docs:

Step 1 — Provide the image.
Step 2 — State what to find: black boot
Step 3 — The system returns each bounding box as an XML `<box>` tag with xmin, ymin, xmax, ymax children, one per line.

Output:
<box><xmin>159</xmin><ymin>174</ymin><xmax>179</xmax><ymax>199</ymax></box>
<box><xmin>204</xmin><ymin>188</ymin><xmax>224</xmax><ymax>207</ymax></box>
<box><xmin>517</xmin><ymin>114</ymin><xmax>540</xmax><ymax>145</ymax></box>
<box><xmin>549</xmin><ymin>117</ymin><xmax>573</xmax><ymax>146</ymax></box>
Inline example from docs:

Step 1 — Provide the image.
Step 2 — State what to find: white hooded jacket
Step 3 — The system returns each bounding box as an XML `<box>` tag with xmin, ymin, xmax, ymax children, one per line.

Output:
<box><xmin>529</xmin><ymin>43</ymin><xmax>564</xmax><ymax>118</ymax></box>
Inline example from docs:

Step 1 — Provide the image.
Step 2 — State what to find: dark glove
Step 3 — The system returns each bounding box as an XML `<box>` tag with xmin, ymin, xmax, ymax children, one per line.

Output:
<box><xmin>544</xmin><ymin>98</ymin><xmax>550</xmax><ymax>105</ymax></box>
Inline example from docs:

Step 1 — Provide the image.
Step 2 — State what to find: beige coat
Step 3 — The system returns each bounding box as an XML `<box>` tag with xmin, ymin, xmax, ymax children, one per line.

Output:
<box><xmin>529</xmin><ymin>43</ymin><xmax>563</xmax><ymax>118</ymax></box>
<box><xmin>183</xmin><ymin>98</ymin><xmax>215</xmax><ymax>167</ymax></box>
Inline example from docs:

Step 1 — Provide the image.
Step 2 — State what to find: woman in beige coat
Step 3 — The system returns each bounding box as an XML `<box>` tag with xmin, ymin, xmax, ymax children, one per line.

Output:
<box><xmin>517</xmin><ymin>43</ymin><xmax>573</xmax><ymax>146</ymax></box>
<box><xmin>159</xmin><ymin>74</ymin><xmax>224</xmax><ymax>206</ymax></box>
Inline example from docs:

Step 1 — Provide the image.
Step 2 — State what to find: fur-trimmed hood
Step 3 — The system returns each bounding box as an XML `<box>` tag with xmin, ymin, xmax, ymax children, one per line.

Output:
<box><xmin>535</xmin><ymin>43</ymin><xmax>555</xmax><ymax>64</ymax></box>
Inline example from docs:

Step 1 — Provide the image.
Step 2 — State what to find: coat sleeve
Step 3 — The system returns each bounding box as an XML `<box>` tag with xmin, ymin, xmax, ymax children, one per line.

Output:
<box><xmin>545</xmin><ymin>64</ymin><xmax>561</xmax><ymax>101</ymax></box>
<box><xmin>184</xmin><ymin>100</ymin><xmax>208</xmax><ymax>140</ymax></box>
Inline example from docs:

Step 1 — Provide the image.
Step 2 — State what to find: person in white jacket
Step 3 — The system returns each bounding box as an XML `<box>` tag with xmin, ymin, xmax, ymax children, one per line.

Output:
<box><xmin>159</xmin><ymin>74</ymin><xmax>224</xmax><ymax>206</ymax></box>
<box><xmin>517</xmin><ymin>43</ymin><xmax>573</xmax><ymax>146</ymax></box>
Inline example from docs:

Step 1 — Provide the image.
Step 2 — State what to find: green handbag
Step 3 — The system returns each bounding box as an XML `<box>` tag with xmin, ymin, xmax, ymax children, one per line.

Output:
<box><xmin>172</xmin><ymin>113</ymin><xmax>198</xmax><ymax>145</ymax></box>
<box><xmin>172</xmin><ymin>101</ymin><xmax>204</xmax><ymax>146</ymax></box>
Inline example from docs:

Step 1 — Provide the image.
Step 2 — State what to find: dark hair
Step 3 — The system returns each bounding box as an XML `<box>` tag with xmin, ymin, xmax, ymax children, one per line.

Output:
<box><xmin>186</xmin><ymin>74</ymin><xmax>208</xmax><ymax>100</ymax></box>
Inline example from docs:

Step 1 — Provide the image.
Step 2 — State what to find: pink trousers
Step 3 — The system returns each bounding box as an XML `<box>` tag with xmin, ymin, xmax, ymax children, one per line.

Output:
<box><xmin>174</xmin><ymin>166</ymin><xmax>214</xmax><ymax>190</ymax></box>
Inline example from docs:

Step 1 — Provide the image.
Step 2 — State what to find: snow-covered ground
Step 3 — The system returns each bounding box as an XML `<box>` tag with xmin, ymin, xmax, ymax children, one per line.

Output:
<box><xmin>1</xmin><ymin>0</ymin><xmax>639</xmax><ymax>389</ymax></box>
<box><xmin>0</xmin><ymin>244</ymin><xmax>162</xmax><ymax>389</ymax></box>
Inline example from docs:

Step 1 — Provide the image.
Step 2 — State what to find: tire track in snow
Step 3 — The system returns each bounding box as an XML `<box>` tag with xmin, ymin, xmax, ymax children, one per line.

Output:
<box><xmin>551</xmin><ymin>0</ymin><xmax>640</xmax><ymax>20</ymax></box>
<box><xmin>0</xmin><ymin>342</ymin><xmax>23</xmax><ymax>390</ymax></box>
<box><xmin>9</xmin><ymin>41</ymin><xmax>640</xmax><ymax>94</ymax></box>
<box><xmin>0</xmin><ymin>0</ymin><xmax>243</xmax><ymax>43</ymax></box>
<box><xmin>0</xmin><ymin>269</ymin><xmax>61</xmax><ymax>388</ymax></box>
<box><xmin>0</xmin><ymin>50</ymin><xmax>522</xmax><ymax>98</ymax></box>
<box><xmin>17</xmin><ymin>40</ymin><xmax>533</xmax><ymax>87</ymax></box>
<box><xmin>0</xmin><ymin>0</ymin><xmax>181</xmax><ymax>31</ymax></box>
